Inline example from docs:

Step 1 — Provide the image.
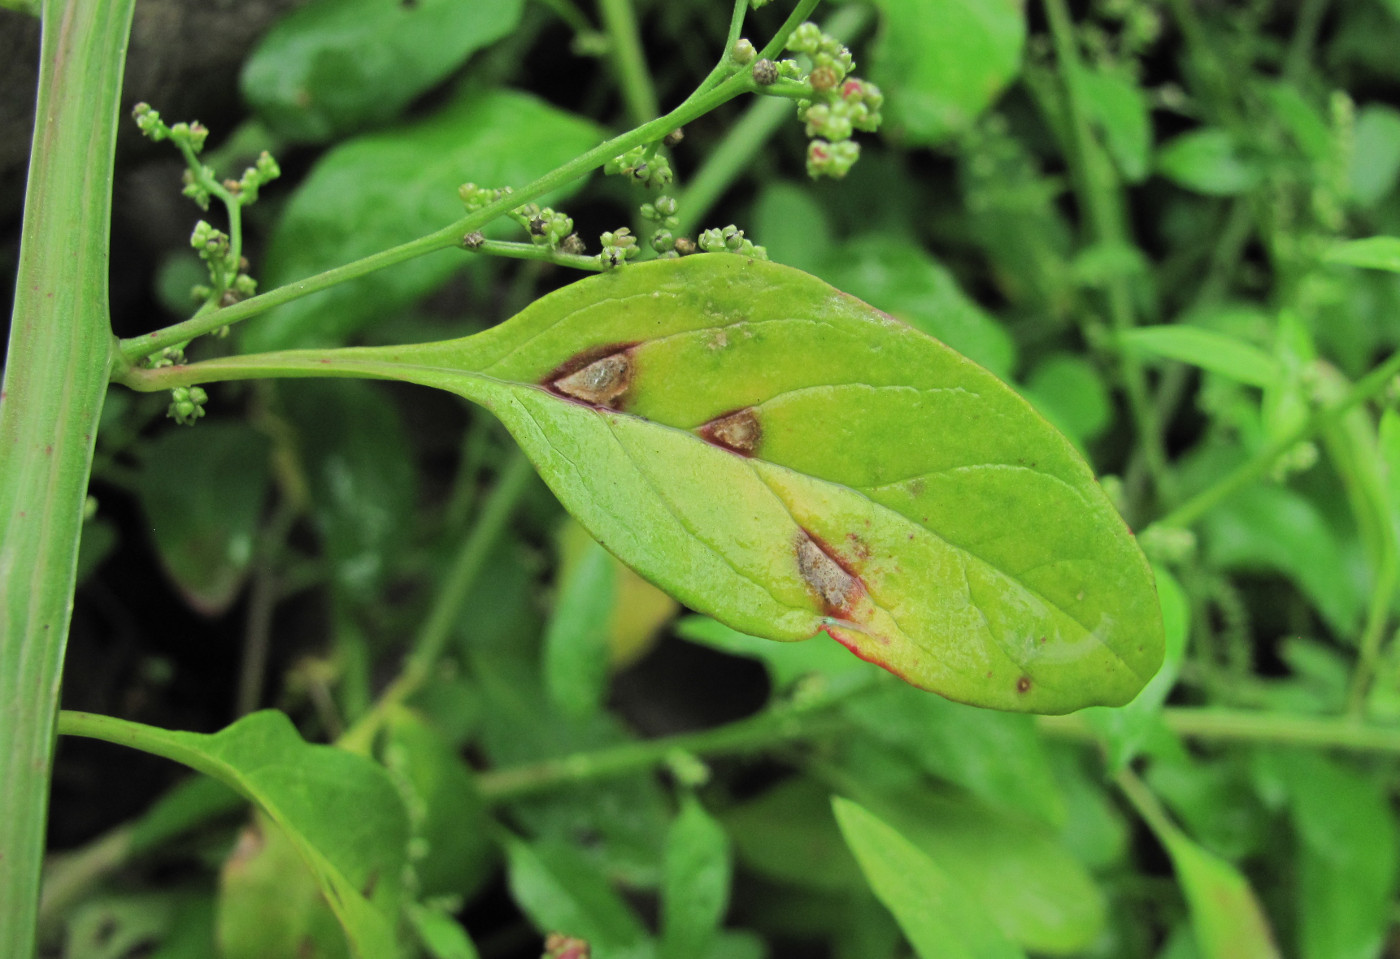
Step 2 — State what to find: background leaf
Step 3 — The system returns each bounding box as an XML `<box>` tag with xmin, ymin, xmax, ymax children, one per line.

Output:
<box><xmin>832</xmin><ymin>797</ymin><xmax>1026</xmax><ymax>959</ymax></box>
<box><xmin>868</xmin><ymin>0</ymin><xmax>1026</xmax><ymax>146</ymax></box>
<box><xmin>241</xmin><ymin>0</ymin><xmax>525</xmax><ymax>141</ymax></box>
<box><xmin>247</xmin><ymin>88</ymin><xmax>604</xmax><ymax>351</ymax></box>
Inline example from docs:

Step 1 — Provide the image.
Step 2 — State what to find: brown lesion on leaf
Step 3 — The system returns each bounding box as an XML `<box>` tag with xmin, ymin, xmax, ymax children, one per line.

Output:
<box><xmin>796</xmin><ymin>529</ymin><xmax>865</xmax><ymax>616</ymax></box>
<box><xmin>698</xmin><ymin>407</ymin><xmax>762</xmax><ymax>456</ymax></box>
<box><xmin>1016</xmin><ymin>675</ymin><xmax>1032</xmax><ymax>694</ymax></box>
<box><xmin>543</xmin><ymin>343</ymin><xmax>638</xmax><ymax>409</ymax></box>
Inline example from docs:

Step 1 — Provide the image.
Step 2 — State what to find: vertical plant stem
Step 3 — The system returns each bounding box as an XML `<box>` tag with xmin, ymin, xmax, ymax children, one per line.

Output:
<box><xmin>0</xmin><ymin>0</ymin><xmax>135</xmax><ymax>953</ymax></box>
<box><xmin>1042</xmin><ymin>0</ymin><xmax>1170</xmax><ymax>517</ymax></box>
<box><xmin>599</xmin><ymin>0</ymin><xmax>658</xmax><ymax>127</ymax></box>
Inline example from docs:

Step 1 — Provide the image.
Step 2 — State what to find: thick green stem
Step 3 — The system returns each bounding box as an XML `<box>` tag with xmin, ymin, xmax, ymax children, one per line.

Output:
<box><xmin>1040</xmin><ymin>706</ymin><xmax>1400</xmax><ymax>754</ymax></box>
<box><xmin>0</xmin><ymin>0</ymin><xmax>135</xmax><ymax>953</ymax></box>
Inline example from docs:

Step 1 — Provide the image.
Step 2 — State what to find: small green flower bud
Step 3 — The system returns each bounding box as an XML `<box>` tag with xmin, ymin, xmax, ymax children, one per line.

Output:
<box><xmin>752</xmin><ymin>59</ymin><xmax>779</xmax><ymax>86</ymax></box>
<box><xmin>733</xmin><ymin>39</ymin><xmax>757</xmax><ymax>65</ymax></box>
<box><xmin>777</xmin><ymin>59</ymin><xmax>803</xmax><ymax>79</ymax></box>
<box><xmin>809</xmin><ymin>65</ymin><xmax>840</xmax><ymax>93</ymax></box>
<box><xmin>651</xmin><ymin>229</ymin><xmax>675</xmax><ymax>252</ymax></box>
<box><xmin>654</xmin><ymin>195</ymin><xmax>679</xmax><ymax>217</ymax></box>
<box><xmin>787</xmin><ymin>21</ymin><xmax>823</xmax><ymax>54</ymax></box>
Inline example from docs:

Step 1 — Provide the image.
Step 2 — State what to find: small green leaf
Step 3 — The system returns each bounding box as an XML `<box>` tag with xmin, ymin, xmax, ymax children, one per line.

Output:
<box><xmin>868</xmin><ymin>0</ymin><xmax>1026</xmax><ymax>146</ymax></box>
<box><xmin>1077</xmin><ymin>66</ymin><xmax>1151</xmax><ymax>182</ymax></box>
<box><xmin>1349</xmin><ymin>105</ymin><xmax>1400</xmax><ymax>205</ymax></box>
<box><xmin>832</xmin><ymin>797</ymin><xmax>1026</xmax><ymax>959</ymax></box>
<box><xmin>68</xmin><ymin>712</ymin><xmax>409</xmax><ymax>959</ymax></box>
<box><xmin>1270</xmin><ymin>752</ymin><xmax>1398</xmax><ymax>959</ymax></box>
<box><xmin>135</xmin><ymin>422</ymin><xmax>270</xmax><ymax>614</ymax></box>
<box><xmin>661</xmin><ymin>794</ymin><xmax>732</xmax><ymax>959</ymax></box>
<box><xmin>250</xmin><ymin>88</ymin><xmax>604</xmax><ymax>351</ymax></box>
<box><xmin>543</xmin><ymin>533</ymin><xmax>617</xmax><ymax>717</ymax></box>
<box><xmin>1157</xmin><ymin>128</ymin><xmax>1259</xmax><ymax>196</ymax></box>
<box><xmin>1324</xmin><ymin>236</ymin><xmax>1400</xmax><ymax>273</ymax></box>
<box><xmin>406</xmin><ymin>903</ymin><xmax>481</xmax><ymax>959</ymax></box>
<box><xmin>1118</xmin><ymin>326</ymin><xmax>1281</xmax><ymax>388</ymax></box>
<box><xmin>503</xmin><ymin>837</ymin><xmax>650</xmax><ymax>955</ymax></box>
<box><xmin>283</xmin><ymin>256</ymin><xmax>1161</xmax><ymax>713</ymax></box>
<box><xmin>242</xmin><ymin>0</ymin><xmax>525</xmax><ymax>141</ymax></box>
<box><xmin>1021</xmin><ymin>353</ymin><xmax>1112</xmax><ymax>449</ymax></box>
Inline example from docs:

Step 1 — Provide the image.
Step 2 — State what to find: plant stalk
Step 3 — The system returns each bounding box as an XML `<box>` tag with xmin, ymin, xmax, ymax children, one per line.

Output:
<box><xmin>0</xmin><ymin>0</ymin><xmax>135</xmax><ymax>953</ymax></box>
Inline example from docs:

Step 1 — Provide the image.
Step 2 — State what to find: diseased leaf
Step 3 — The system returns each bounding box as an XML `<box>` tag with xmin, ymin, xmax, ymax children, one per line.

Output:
<box><xmin>215</xmin><ymin>256</ymin><xmax>1163</xmax><ymax>712</ymax></box>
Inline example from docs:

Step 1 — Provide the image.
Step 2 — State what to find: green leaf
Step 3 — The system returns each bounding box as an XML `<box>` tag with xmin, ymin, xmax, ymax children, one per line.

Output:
<box><xmin>218</xmin><ymin>814</ymin><xmax>351</xmax><ymax>959</ymax></box>
<box><xmin>832</xmin><ymin>797</ymin><xmax>1026</xmax><ymax>959</ymax></box>
<box><xmin>752</xmin><ymin>182</ymin><xmax>834</xmax><ymax>274</ymax></box>
<box><xmin>1118</xmin><ymin>326</ymin><xmax>1281</xmax><ymax>388</ymax></box>
<box><xmin>66</xmin><ymin>711</ymin><xmax>409</xmax><ymax>959</ymax></box>
<box><xmin>1270</xmin><ymin>751</ymin><xmax>1398</xmax><ymax>959</ymax></box>
<box><xmin>543</xmin><ymin>532</ymin><xmax>617</xmax><ymax>717</ymax></box>
<box><xmin>242</xmin><ymin>0</ymin><xmax>525</xmax><ymax>141</ymax></box>
<box><xmin>1077</xmin><ymin>65</ymin><xmax>1152</xmax><ymax>182</ymax></box>
<box><xmin>503</xmin><ymin>837</ymin><xmax>650</xmax><ymax>956</ymax></box>
<box><xmin>725</xmin><ymin>778</ymin><xmax>866</xmax><ymax>894</ymax></box>
<box><xmin>843</xmin><ymin>684</ymin><xmax>1066</xmax><ymax>824</ymax></box>
<box><xmin>249</xmin><ymin>88</ymin><xmax>604</xmax><ymax>351</ymax></box>
<box><xmin>406</xmin><ymin>903</ymin><xmax>481</xmax><ymax>959</ymax></box>
<box><xmin>1128</xmin><ymin>781</ymin><xmax>1281</xmax><ymax>959</ymax></box>
<box><xmin>277</xmin><ymin>256</ymin><xmax>1161</xmax><ymax>712</ymax></box>
<box><xmin>1348</xmin><ymin>105</ymin><xmax>1400</xmax><ymax>205</ymax></box>
<box><xmin>859</xmin><ymin>787</ymin><xmax>1107</xmax><ymax>954</ymax></box>
<box><xmin>1202</xmin><ymin>484</ymin><xmax>1364</xmax><ymax>636</ymax></box>
<box><xmin>1157</xmin><ymin>129</ymin><xmax>1260</xmax><ymax>196</ymax></box>
<box><xmin>1324</xmin><ymin>236</ymin><xmax>1400</xmax><ymax>273</ymax></box>
<box><xmin>135</xmin><ymin>422</ymin><xmax>271</xmax><ymax>614</ymax></box>
<box><xmin>282</xmin><ymin>380</ymin><xmax>418</xmax><ymax>594</ymax></box>
<box><xmin>868</xmin><ymin>0</ymin><xmax>1026</xmax><ymax>146</ymax></box>
<box><xmin>1021</xmin><ymin>353</ymin><xmax>1112</xmax><ymax>449</ymax></box>
<box><xmin>660</xmin><ymin>794</ymin><xmax>732</xmax><ymax>959</ymax></box>
<box><xmin>382</xmin><ymin>710</ymin><xmax>497</xmax><ymax>899</ymax></box>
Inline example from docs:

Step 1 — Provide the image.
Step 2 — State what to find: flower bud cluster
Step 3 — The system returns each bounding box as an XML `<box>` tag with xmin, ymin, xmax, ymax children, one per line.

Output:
<box><xmin>512</xmin><ymin>203</ymin><xmax>576</xmax><ymax>248</ymax></box>
<box><xmin>698</xmin><ymin>225</ymin><xmax>767</xmax><ymax>260</ymax></box>
<box><xmin>598</xmin><ymin>228</ymin><xmax>639</xmax><ymax>270</ymax></box>
<box><xmin>168</xmin><ymin>385</ymin><xmax>209</xmax><ymax>426</ymax></box>
<box><xmin>604</xmin><ymin>146</ymin><xmax>674</xmax><ymax>189</ymax></box>
<box><xmin>777</xmin><ymin>23</ymin><xmax>885</xmax><ymax>179</ymax></box>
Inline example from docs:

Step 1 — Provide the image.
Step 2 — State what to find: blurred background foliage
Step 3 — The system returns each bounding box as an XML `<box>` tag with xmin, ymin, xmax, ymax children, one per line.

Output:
<box><xmin>6</xmin><ymin>0</ymin><xmax>1400</xmax><ymax>956</ymax></box>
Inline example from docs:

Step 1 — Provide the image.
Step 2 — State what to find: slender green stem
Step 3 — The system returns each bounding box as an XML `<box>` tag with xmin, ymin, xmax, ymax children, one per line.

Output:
<box><xmin>536</xmin><ymin>0</ymin><xmax>596</xmax><ymax>35</ymax></box>
<box><xmin>1153</xmin><ymin>347</ymin><xmax>1400</xmax><ymax>530</ymax></box>
<box><xmin>338</xmin><ymin>451</ymin><xmax>536</xmax><ymax>753</ymax></box>
<box><xmin>475</xmin><ymin>674</ymin><xmax>874</xmax><ymax>803</ymax></box>
<box><xmin>599</xmin><ymin>0</ymin><xmax>658</xmax><ymax>127</ymax></box>
<box><xmin>0</xmin><ymin>0</ymin><xmax>135</xmax><ymax>953</ymax></box>
<box><xmin>468</xmin><ymin>238</ymin><xmax>605</xmax><ymax>272</ymax></box>
<box><xmin>1348</xmin><ymin>551</ymin><xmax>1398</xmax><ymax>716</ymax></box>
<box><xmin>1040</xmin><ymin>706</ymin><xmax>1400</xmax><ymax>754</ymax></box>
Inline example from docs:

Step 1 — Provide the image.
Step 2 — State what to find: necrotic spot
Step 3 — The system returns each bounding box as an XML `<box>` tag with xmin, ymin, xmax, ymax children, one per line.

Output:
<box><xmin>698</xmin><ymin>407</ymin><xmax>762</xmax><ymax>455</ymax></box>
<box><xmin>796</xmin><ymin>533</ymin><xmax>859</xmax><ymax>613</ymax></box>
<box><xmin>548</xmin><ymin>349</ymin><xmax>634</xmax><ymax>408</ymax></box>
